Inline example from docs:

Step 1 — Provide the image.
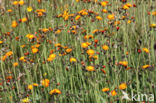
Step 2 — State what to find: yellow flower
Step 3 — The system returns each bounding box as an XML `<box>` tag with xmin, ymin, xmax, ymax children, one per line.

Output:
<box><xmin>111</xmin><ymin>90</ymin><xmax>117</xmax><ymax>96</ymax></box>
<box><xmin>27</xmin><ymin>7</ymin><xmax>33</xmax><ymax>12</ymax></box>
<box><xmin>12</xmin><ymin>1</ymin><xmax>19</xmax><ymax>5</ymax></box>
<box><xmin>19</xmin><ymin>0</ymin><xmax>24</xmax><ymax>5</ymax></box>
<box><xmin>102</xmin><ymin>45</ymin><xmax>109</xmax><ymax>51</ymax></box>
<box><xmin>49</xmin><ymin>89</ymin><xmax>61</xmax><ymax>95</ymax></box>
<box><xmin>0</xmin><ymin>41</ymin><xmax>3</xmax><ymax>44</ymax></box>
<box><xmin>11</xmin><ymin>20</ymin><xmax>18</xmax><ymax>28</ymax></box>
<box><xmin>21</xmin><ymin>17</ymin><xmax>28</xmax><ymax>22</ymax></box>
<box><xmin>142</xmin><ymin>65</ymin><xmax>150</xmax><ymax>69</ymax></box>
<box><xmin>27</xmin><ymin>85</ymin><xmax>33</xmax><ymax>90</ymax></box>
<box><xmin>21</xmin><ymin>97</ymin><xmax>30</xmax><ymax>103</ymax></box>
<box><xmin>26</xmin><ymin>34</ymin><xmax>35</xmax><ymax>39</ymax></box>
<box><xmin>41</xmin><ymin>79</ymin><xmax>50</xmax><ymax>87</ymax></box>
<box><xmin>19</xmin><ymin>56</ymin><xmax>26</xmax><ymax>62</ymax></box>
<box><xmin>102</xmin><ymin>88</ymin><xmax>109</xmax><ymax>92</ymax></box>
<box><xmin>75</xmin><ymin>15</ymin><xmax>81</xmax><ymax>21</ymax></box>
<box><xmin>127</xmin><ymin>20</ymin><xmax>131</xmax><ymax>24</ymax></box>
<box><xmin>86</xmin><ymin>49</ymin><xmax>95</xmax><ymax>56</ymax></box>
<box><xmin>100</xmin><ymin>1</ymin><xmax>108</xmax><ymax>7</ymax></box>
<box><xmin>102</xmin><ymin>9</ymin><xmax>108</xmax><ymax>13</ymax></box>
<box><xmin>152</xmin><ymin>11</ymin><xmax>156</xmax><ymax>16</ymax></box>
<box><xmin>55</xmin><ymin>29</ymin><xmax>61</xmax><ymax>34</ymax></box>
<box><xmin>86</xmin><ymin>66</ymin><xmax>95</xmax><ymax>71</ymax></box>
<box><xmin>96</xmin><ymin>16</ymin><xmax>102</xmax><ymax>20</ymax></box>
<box><xmin>70</xmin><ymin>57</ymin><xmax>77</xmax><ymax>63</ymax></box>
<box><xmin>81</xmin><ymin>42</ymin><xmax>89</xmax><ymax>48</ymax></box>
<box><xmin>119</xmin><ymin>83</ymin><xmax>127</xmax><ymax>90</ymax></box>
<box><xmin>142</xmin><ymin>48</ymin><xmax>149</xmax><ymax>53</ymax></box>
<box><xmin>150</xmin><ymin>24</ymin><xmax>156</xmax><ymax>28</ymax></box>
<box><xmin>47</xmin><ymin>54</ymin><xmax>56</xmax><ymax>61</ymax></box>
<box><xmin>76</xmin><ymin>0</ymin><xmax>80</xmax><ymax>2</ymax></box>
<box><xmin>13</xmin><ymin>62</ymin><xmax>18</xmax><ymax>67</ymax></box>
<box><xmin>107</xmin><ymin>14</ymin><xmax>115</xmax><ymax>20</ymax></box>
<box><xmin>119</xmin><ymin>61</ymin><xmax>128</xmax><ymax>67</ymax></box>
<box><xmin>32</xmin><ymin>48</ymin><xmax>39</xmax><ymax>54</ymax></box>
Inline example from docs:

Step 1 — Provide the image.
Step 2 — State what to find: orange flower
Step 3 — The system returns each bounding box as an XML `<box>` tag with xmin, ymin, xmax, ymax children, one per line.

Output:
<box><xmin>19</xmin><ymin>0</ymin><xmax>24</xmax><ymax>5</ymax></box>
<box><xmin>86</xmin><ymin>66</ymin><xmax>95</xmax><ymax>71</ymax></box>
<box><xmin>13</xmin><ymin>62</ymin><xmax>19</xmax><ymax>67</ymax></box>
<box><xmin>100</xmin><ymin>1</ymin><xmax>108</xmax><ymax>7</ymax></box>
<box><xmin>142</xmin><ymin>65</ymin><xmax>150</xmax><ymax>69</ymax></box>
<box><xmin>41</xmin><ymin>79</ymin><xmax>50</xmax><ymax>87</ymax></box>
<box><xmin>75</xmin><ymin>15</ymin><xmax>81</xmax><ymax>21</ymax></box>
<box><xmin>47</xmin><ymin>54</ymin><xmax>56</xmax><ymax>61</ymax></box>
<box><xmin>32</xmin><ymin>48</ymin><xmax>39</xmax><ymax>54</ymax></box>
<box><xmin>21</xmin><ymin>17</ymin><xmax>28</xmax><ymax>23</ymax></box>
<box><xmin>0</xmin><ymin>41</ymin><xmax>3</xmax><ymax>44</ymax></box>
<box><xmin>107</xmin><ymin>14</ymin><xmax>115</xmax><ymax>20</ymax></box>
<box><xmin>49</xmin><ymin>89</ymin><xmax>61</xmax><ymax>95</ymax></box>
<box><xmin>96</xmin><ymin>16</ymin><xmax>102</xmax><ymax>20</ymax></box>
<box><xmin>111</xmin><ymin>90</ymin><xmax>117</xmax><ymax>96</ymax></box>
<box><xmin>81</xmin><ymin>42</ymin><xmax>89</xmax><ymax>48</ymax></box>
<box><xmin>119</xmin><ymin>83</ymin><xmax>127</xmax><ymax>90</ymax></box>
<box><xmin>33</xmin><ymin>83</ymin><xmax>39</xmax><ymax>87</ymax></box>
<box><xmin>119</xmin><ymin>61</ymin><xmax>128</xmax><ymax>67</ymax></box>
<box><xmin>66</xmin><ymin>48</ymin><xmax>72</xmax><ymax>53</ymax></box>
<box><xmin>102</xmin><ymin>88</ymin><xmax>109</xmax><ymax>92</ymax></box>
<box><xmin>11</xmin><ymin>21</ymin><xmax>18</xmax><ymax>28</ymax></box>
<box><xmin>26</xmin><ymin>34</ymin><xmax>35</xmax><ymax>39</ymax></box>
<box><xmin>12</xmin><ymin>1</ymin><xmax>19</xmax><ymax>5</ymax></box>
<box><xmin>102</xmin><ymin>9</ymin><xmax>108</xmax><ymax>13</ymax></box>
<box><xmin>142</xmin><ymin>48</ymin><xmax>149</xmax><ymax>53</ymax></box>
<box><xmin>87</xmin><ymin>49</ymin><xmax>95</xmax><ymax>56</ymax></box>
<box><xmin>102</xmin><ymin>45</ymin><xmax>109</xmax><ymax>51</ymax></box>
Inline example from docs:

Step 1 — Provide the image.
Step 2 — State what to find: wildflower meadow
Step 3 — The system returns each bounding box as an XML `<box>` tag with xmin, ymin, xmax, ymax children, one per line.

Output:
<box><xmin>0</xmin><ymin>0</ymin><xmax>156</xmax><ymax>103</ymax></box>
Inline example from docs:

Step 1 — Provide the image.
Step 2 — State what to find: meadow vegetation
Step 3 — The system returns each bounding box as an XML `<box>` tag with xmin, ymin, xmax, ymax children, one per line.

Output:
<box><xmin>0</xmin><ymin>0</ymin><xmax>156</xmax><ymax>103</ymax></box>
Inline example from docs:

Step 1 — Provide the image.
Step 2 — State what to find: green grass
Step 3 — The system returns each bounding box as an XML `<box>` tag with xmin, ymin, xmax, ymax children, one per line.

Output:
<box><xmin>0</xmin><ymin>0</ymin><xmax>156</xmax><ymax>103</ymax></box>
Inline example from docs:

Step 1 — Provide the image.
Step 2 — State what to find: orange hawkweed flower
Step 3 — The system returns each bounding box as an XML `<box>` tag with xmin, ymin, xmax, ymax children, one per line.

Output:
<box><xmin>47</xmin><ymin>54</ymin><xmax>56</xmax><ymax>61</ymax></box>
<box><xmin>75</xmin><ymin>15</ymin><xmax>81</xmax><ymax>21</ymax></box>
<box><xmin>119</xmin><ymin>61</ymin><xmax>128</xmax><ymax>67</ymax></box>
<box><xmin>81</xmin><ymin>42</ymin><xmax>89</xmax><ymax>48</ymax></box>
<box><xmin>49</xmin><ymin>89</ymin><xmax>61</xmax><ymax>95</ymax></box>
<box><xmin>0</xmin><ymin>41</ymin><xmax>3</xmax><ymax>44</ymax></box>
<box><xmin>26</xmin><ymin>34</ymin><xmax>35</xmax><ymax>39</ymax></box>
<box><xmin>87</xmin><ymin>49</ymin><xmax>95</xmax><ymax>56</ymax></box>
<box><xmin>102</xmin><ymin>88</ymin><xmax>109</xmax><ymax>92</ymax></box>
<box><xmin>100</xmin><ymin>1</ymin><xmax>108</xmax><ymax>7</ymax></box>
<box><xmin>142</xmin><ymin>65</ymin><xmax>150</xmax><ymax>69</ymax></box>
<box><xmin>119</xmin><ymin>83</ymin><xmax>127</xmax><ymax>90</ymax></box>
<box><xmin>107</xmin><ymin>14</ymin><xmax>115</xmax><ymax>20</ymax></box>
<box><xmin>19</xmin><ymin>0</ymin><xmax>24</xmax><ymax>5</ymax></box>
<box><xmin>12</xmin><ymin>1</ymin><xmax>19</xmax><ymax>5</ymax></box>
<box><xmin>86</xmin><ymin>66</ymin><xmax>95</xmax><ymax>71</ymax></box>
<box><xmin>27</xmin><ymin>84</ymin><xmax>33</xmax><ymax>90</ymax></box>
<box><xmin>32</xmin><ymin>48</ymin><xmax>39</xmax><ymax>54</ymax></box>
<box><xmin>13</xmin><ymin>62</ymin><xmax>19</xmax><ymax>67</ymax></box>
<box><xmin>96</xmin><ymin>16</ymin><xmax>102</xmax><ymax>20</ymax></box>
<box><xmin>111</xmin><ymin>90</ymin><xmax>117</xmax><ymax>96</ymax></box>
<box><xmin>41</xmin><ymin>79</ymin><xmax>50</xmax><ymax>87</ymax></box>
<box><xmin>11</xmin><ymin>21</ymin><xmax>18</xmax><ymax>28</ymax></box>
<box><xmin>102</xmin><ymin>45</ymin><xmax>109</xmax><ymax>51</ymax></box>
<box><xmin>66</xmin><ymin>48</ymin><xmax>72</xmax><ymax>53</ymax></box>
<box><xmin>142</xmin><ymin>48</ymin><xmax>149</xmax><ymax>53</ymax></box>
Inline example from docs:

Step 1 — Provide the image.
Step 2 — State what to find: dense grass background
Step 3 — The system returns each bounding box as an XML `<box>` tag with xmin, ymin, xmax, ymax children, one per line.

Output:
<box><xmin>0</xmin><ymin>0</ymin><xmax>156</xmax><ymax>103</ymax></box>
